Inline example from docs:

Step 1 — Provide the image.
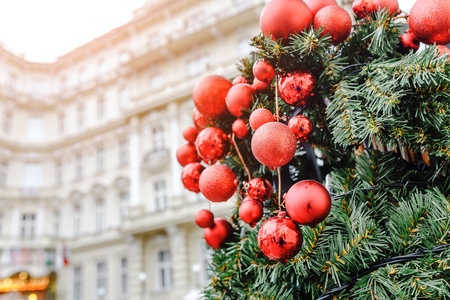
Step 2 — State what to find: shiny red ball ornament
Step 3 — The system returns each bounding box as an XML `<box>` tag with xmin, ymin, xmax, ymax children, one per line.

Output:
<box><xmin>313</xmin><ymin>6</ymin><xmax>352</xmax><ymax>45</ymax></box>
<box><xmin>183</xmin><ymin>126</ymin><xmax>199</xmax><ymax>144</ymax></box>
<box><xmin>176</xmin><ymin>142</ymin><xmax>201</xmax><ymax>167</ymax></box>
<box><xmin>232</xmin><ymin>118</ymin><xmax>250</xmax><ymax>139</ymax></box>
<box><xmin>260</xmin><ymin>0</ymin><xmax>313</xmax><ymax>42</ymax></box>
<box><xmin>204</xmin><ymin>218</ymin><xmax>234</xmax><ymax>249</ymax></box>
<box><xmin>352</xmin><ymin>0</ymin><xmax>376</xmax><ymax>18</ymax></box>
<box><xmin>249</xmin><ymin>108</ymin><xmax>275</xmax><ymax>131</ymax></box>
<box><xmin>278</xmin><ymin>71</ymin><xmax>316</xmax><ymax>107</ymax></box>
<box><xmin>253</xmin><ymin>60</ymin><xmax>275</xmax><ymax>84</ymax></box>
<box><xmin>409</xmin><ymin>0</ymin><xmax>450</xmax><ymax>45</ymax></box>
<box><xmin>181</xmin><ymin>162</ymin><xmax>205</xmax><ymax>193</ymax></box>
<box><xmin>192</xmin><ymin>108</ymin><xmax>212</xmax><ymax>130</ymax></box>
<box><xmin>306</xmin><ymin>0</ymin><xmax>337</xmax><ymax>16</ymax></box>
<box><xmin>257</xmin><ymin>212</ymin><xmax>303</xmax><ymax>263</ymax></box>
<box><xmin>399</xmin><ymin>30</ymin><xmax>420</xmax><ymax>54</ymax></box>
<box><xmin>288</xmin><ymin>115</ymin><xmax>313</xmax><ymax>141</ymax></box>
<box><xmin>436</xmin><ymin>45</ymin><xmax>450</xmax><ymax>62</ymax></box>
<box><xmin>246</xmin><ymin>178</ymin><xmax>273</xmax><ymax>202</ymax></box>
<box><xmin>195</xmin><ymin>209</ymin><xmax>214</xmax><ymax>228</ymax></box>
<box><xmin>285</xmin><ymin>180</ymin><xmax>331</xmax><ymax>228</ymax></box>
<box><xmin>199</xmin><ymin>165</ymin><xmax>238</xmax><ymax>202</ymax></box>
<box><xmin>252</xmin><ymin>77</ymin><xmax>270</xmax><ymax>92</ymax></box>
<box><xmin>251</xmin><ymin>122</ymin><xmax>297</xmax><ymax>170</ymax></box>
<box><xmin>239</xmin><ymin>198</ymin><xmax>264</xmax><ymax>227</ymax></box>
<box><xmin>196</xmin><ymin>127</ymin><xmax>230</xmax><ymax>164</ymax></box>
<box><xmin>193</xmin><ymin>75</ymin><xmax>233</xmax><ymax>120</ymax></box>
<box><xmin>232</xmin><ymin>75</ymin><xmax>248</xmax><ymax>85</ymax></box>
<box><xmin>374</xmin><ymin>0</ymin><xmax>399</xmax><ymax>16</ymax></box>
<box><xmin>225</xmin><ymin>83</ymin><xmax>256</xmax><ymax>117</ymax></box>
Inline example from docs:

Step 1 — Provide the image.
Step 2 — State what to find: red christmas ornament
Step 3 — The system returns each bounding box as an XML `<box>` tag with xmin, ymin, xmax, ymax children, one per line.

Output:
<box><xmin>252</xmin><ymin>77</ymin><xmax>270</xmax><ymax>92</ymax></box>
<box><xmin>183</xmin><ymin>126</ymin><xmax>199</xmax><ymax>144</ymax></box>
<box><xmin>239</xmin><ymin>198</ymin><xmax>264</xmax><ymax>228</ymax></box>
<box><xmin>204</xmin><ymin>218</ymin><xmax>234</xmax><ymax>249</ymax></box>
<box><xmin>399</xmin><ymin>30</ymin><xmax>420</xmax><ymax>54</ymax></box>
<box><xmin>374</xmin><ymin>0</ymin><xmax>399</xmax><ymax>16</ymax></box>
<box><xmin>260</xmin><ymin>0</ymin><xmax>313</xmax><ymax>42</ymax></box>
<box><xmin>251</xmin><ymin>122</ymin><xmax>297</xmax><ymax>170</ymax></box>
<box><xmin>257</xmin><ymin>212</ymin><xmax>303</xmax><ymax>263</ymax></box>
<box><xmin>176</xmin><ymin>142</ymin><xmax>201</xmax><ymax>167</ymax></box>
<box><xmin>352</xmin><ymin>0</ymin><xmax>376</xmax><ymax>19</ymax></box>
<box><xmin>313</xmin><ymin>6</ymin><xmax>352</xmax><ymax>45</ymax></box>
<box><xmin>249</xmin><ymin>108</ymin><xmax>275</xmax><ymax>131</ymax></box>
<box><xmin>232</xmin><ymin>118</ymin><xmax>250</xmax><ymax>139</ymax></box>
<box><xmin>199</xmin><ymin>165</ymin><xmax>238</xmax><ymax>202</ymax></box>
<box><xmin>246</xmin><ymin>178</ymin><xmax>273</xmax><ymax>202</ymax></box>
<box><xmin>181</xmin><ymin>162</ymin><xmax>205</xmax><ymax>193</ymax></box>
<box><xmin>253</xmin><ymin>60</ymin><xmax>275</xmax><ymax>84</ymax></box>
<box><xmin>232</xmin><ymin>75</ymin><xmax>248</xmax><ymax>85</ymax></box>
<box><xmin>284</xmin><ymin>180</ymin><xmax>331</xmax><ymax>228</ymax></box>
<box><xmin>192</xmin><ymin>108</ymin><xmax>212</xmax><ymax>130</ymax></box>
<box><xmin>306</xmin><ymin>0</ymin><xmax>337</xmax><ymax>16</ymax></box>
<box><xmin>409</xmin><ymin>0</ymin><xmax>450</xmax><ymax>45</ymax></box>
<box><xmin>288</xmin><ymin>115</ymin><xmax>313</xmax><ymax>141</ymax></box>
<box><xmin>195</xmin><ymin>209</ymin><xmax>215</xmax><ymax>228</ymax></box>
<box><xmin>225</xmin><ymin>83</ymin><xmax>256</xmax><ymax>117</ymax></box>
<box><xmin>196</xmin><ymin>127</ymin><xmax>230</xmax><ymax>164</ymax></box>
<box><xmin>193</xmin><ymin>75</ymin><xmax>233</xmax><ymax>120</ymax></box>
<box><xmin>436</xmin><ymin>45</ymin><xmax>450</xmax><ymax>62</ymax></box>
<box><xmin>278</xmin><ymin>71</ymin><xmax>316</xmax><ymax>106</ymax></box>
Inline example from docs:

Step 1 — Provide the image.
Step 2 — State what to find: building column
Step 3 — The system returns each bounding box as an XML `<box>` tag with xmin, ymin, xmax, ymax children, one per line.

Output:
<box><xmin>167</xmin><ymin>225</ymin><xmax>190</xmax><ymax>298</ymax></box>
<box><xmin>128</xmin><ymin>236</ymin><xmax>145</xmax><ymax>300</ymax></box>
<box><xmin>167</xmin><ymin>102</ymin><xmax>183</xmax><ymax>202</ymax></box>
<box><xmin>129</xmin><ymin>116</ymin><xmax>142</xmax><ymax>211</ymax></box>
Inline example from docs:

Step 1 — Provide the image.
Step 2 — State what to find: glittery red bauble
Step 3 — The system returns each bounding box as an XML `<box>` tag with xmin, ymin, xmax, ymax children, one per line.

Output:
<box><xmin>246</xmin><ymin>178</ymin><xmax>273</xmax><ymax>202</ymax></box>
<box><xmin>195</xmin><ymin>209</ymin><xmax>214</xmax><ymax>228</ymax></box>
<box><xmin>278</xmin><ymin>71</ymin><xmax>316</xmax><ymax>107</ymax></box>
<box><xmin>249</xmin><ymin>108</ymin><xmax>275</xmax><ymax>131</ymax></box>
<box><xmin>177</xmin><ymin>142</ymin><xmax>201</xmax><ymax>167</ymax></box>
<box><xmin>260</xmin><ymin>0</ymin><xmax>313</xmax><ymax>42</ymax></box>
<box><xmin>285</xmin><ymin>180</ymin><xmax>331</xmax><ymax>228</ymax></box>
<box><xmin>183</xmin><ymin>126</ymin><xmax>199</xmax><ymax>144</ymax></box>
<box><xmin>313</xmin><ymin>6</ymin><xmax>352</xmax><ymax>45</ymax></box>
<box><xmin>196</xmin><ymin>127</ymin><xmax>230</xmax><ymax>165</ymax></box>
<box><xmin>253</xmin><ymin>60</ymin><xmax>275</xmax><ymax>84</ymax></box>
<box><xmin>232</xmin><ymin>75</ymin><xmax>248</xmax><ymax>85</ymax></box>
<box><xmin>199</xmin><ymin>165</ymin><xmax>238</xmax><ymax>202</ymax></box>
<box><xmin>288</xmin><ymin>115</ymin><xmax>313</xmax><ymax>141</ymax></box>
<box><xmin>181</xmin><ymin>162</ymin><xmax>205</xmax><ymax>193</ymax></box>
<box><xmin>436</xmin><ymin>45</ymin><xmax>450</xmax><ymax>62</ymax></box>
<box><xmin>374</xmin><ymin>0</ymin><xmax>399</xmax><ymax>16</ymax></box>
<box><xmin>225</xmin><ymin>83</ymin><xmax>256</xmax><ymax>117</ymax></box>
<box><xmin>193</xmin><ymin>75</ymin><xmax>233</xmax><ymax>120</ymax></box>
<box><xmin>204</xmin><ymin>218</ymin><xmax>234</xmax><ymax>249</ymax></box>
<box><xmin>409</xmin><ymin>0</ymin><xmax>450</xmax><ymax>45</ymax></box>
<box><xmin>192</xmin><ymin>108</ymin><xmax>212</xmax><ymax>130</ymax></box>
<box><xmin>257</xmin><ymin>212</ymin><xmax>303</xmax><ymax>263</ymax></box>
<box><xmin>251</xmin><ymin>122</ymin><xmax>297</xmax><ymax>170</ymax></box>
<box><xmin>252</xmin><ymin>78</ymin><xmax>270</xmax><ymax>92</ymax></box>
<box><xmin>399</xmin><ymin>31</ymin><xmax>420</xmax><ymax>54</ymax></box>
<box><xmin>232</xmin><ymin>118</ymin><xmax>250</xmax><ymax>139</ymax></box>
<box><xmin>352</xmin><ymin>0</ymin><xmax>376</xmax><ymax>18</ymax></box>
<box><xmin>306</xmin><ymin>0</ymin><xmax>337</xmax><ymax>16</ymax></box>
<box><xmin>239</xmin><ymin>198</ymin><xmax>264</xmax><ymax>227</ymax></box>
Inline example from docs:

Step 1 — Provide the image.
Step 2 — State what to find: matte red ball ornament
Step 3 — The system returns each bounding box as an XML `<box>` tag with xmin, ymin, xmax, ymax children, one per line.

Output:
<box><xmin>177</xmin><ymin>142</ymin><xmax>201</xmax><ymax>167</ymax></box>
<box><xmin>306</xmin><ymin>0</ymin><xmax>337</xmax><ymax>16</ymax></box>
<box><xmin>285</xmin><ymin>180</ymin><xmax>332</xmax><ymax>228</ymax></box>
<box><xmin>225</xmin><ymin>83</ymin><xmax>256</xmax><ymax>117</ymax></box>
<box><xmin>195</xmin><ymin>209</ymin><xmax>214</xmax><ymax>228</ymax></box>
<box><xmin>313</xmin><ymin>6</ymin><xmax>352</xmax><ymax>45</ymax></box>
<box><xmin>278</xmin><ymin>71</ymin><xmax>316</xmax><ymax>106</ymax></box>
<box><xmin>436</xmin><ymin>45</ymin><xmax>450</xmax><ymax>62</ymax></box>
<box><xmin>199</xmin><ymin>165</ymin><xmax>238</xmax><ymax>202</ymax></box>
<box><xmin>253</xmin><ymin>60</ymin><xmax>275</xmax><ymax>84</ymax></box>
<box><xmin>252</xmin><ymin>77</ymin><xmax>270</xmax><ymax>92</ymax></box>
<box><xmin>288</xmin><ymin>115</ymin><xmax>313</xmax><ymax>141</ymax></box>
<box><xmin>251</xmin><ymin>122</ymin><xmax>297</xmax><ymax>170</ymax></box>
<box><xmin>196</xmin><ymin>127</ymin><xmax>230</xmax><ymax>164</ymax></box>
<box><xmin>399</xmin><ymin>30</ymin><xmax>420</xmax><ymax>54</ymax></box>
<box><xmin>204</xmin><ymin>218</ymin><xmax>234</xmax><ymax>249</ymax></box>
<box><xmin>409</xmin><ymin>0</ymin><xmax>450</xmax><ymax>45</ymax></box>
<box><xmin>232</xmin><ymin>118</ymin><xmax>250</xmax><ymax>139</ymax></box>
<box><xmin>192</xmin><ymin>108</ymin><xmax>212</xmax><ymax>130</ymax></box>
<box><xmin>183</xmin><ymin>126</ymin><xmax>199</xmax><ymax>144</ymax></box>
<box><xmin>181</xmin><ymin>162</ymin><xmax>205</xmax><ymax>193</ymax></box>
<box><xmin>232</xmin><ymin>75</ymin><xmax>248</xmax><ymax>85</ymax></box>
<box><xmin>246</xmin><ymin>178</ymin><xmax>273</xmax><ymax>202</ymax></box>
<box><xmin>239</xmin><ymin>198</ymin><xmax>264</xmax><ymax>227</ymax></box>
<box><xmin>193</xmin><ymin>75</ymin><xmax>233</xmax><ymax>120</ymax></box>
<box><xmin>352</xmin><ymin>0</ymin><xmax>376</xmax><ymax>18</ymax></box>
<box><xmin>257</xmin><ymin>212</ymin><xmax>303</xmax><ymax>263</ymax></box>
<box><xmin>260</xmin><ymin>0</ymin><xmax>313</xmax><ymax>42</ymax></box>
<box><xmin>249</xmin><ymin>108</ymin><xmax>275</xmax><ymax>131</ymax></box>
<box><xmin>374</xmin><ymin>0</ymin><xmax>399</xmax><ymax>16</ymax></box>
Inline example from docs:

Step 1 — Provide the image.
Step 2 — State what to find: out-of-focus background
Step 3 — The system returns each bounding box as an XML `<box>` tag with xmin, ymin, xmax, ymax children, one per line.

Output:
<box><xmin>0</xmin><ymin>0</ymin><xmax>417</xmax><ymax>299</ymax></box>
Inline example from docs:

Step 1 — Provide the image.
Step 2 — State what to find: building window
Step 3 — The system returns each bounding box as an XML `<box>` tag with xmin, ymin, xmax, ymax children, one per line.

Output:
<box><xmin>21</xmin><ymin>213</ymin><xmax>35</xmax><ymax>239</ymax></box>
<box><xmin>97</xmin><ymin>96</ymin><xmax>105</xmax><ymax>120</ymax></box>
<box><xmin>77</xmin><ymin>103</ymin><xmax>84</xmax><ymax>129</ymax></box>
<box><xmin>74</xmin><ymin>205</ymin><xmax>81</xmax><ymax>237</ymax></box>
<box><xmin>118</xmin><ymin>138</ymin><xmax>128</xmax><ymax>166</ymax></box>
<box><xmin>30</xmin><ymin>79</ymin><xmax>48</xmax><ymax>100</ymax></box>
<box><xmin>150</xmin><ymin>124</ymin><xmax>165</xmax><ymax>153</ymax></box>
<box><xmin>149</xmin><ymin>74</ymin><xmax>164</xmax><ymax>91</ymax></box>
<box><xmin>26</xmin><ymin>116</ymin><xmax>44</xmax><ymax>141</ymax></box>
<box><xmin>96</xmin><ymin>146</ymin><xmax>105</xmax><ymax>173</ymax></box>
<box><xmin>0</xmin><ymin>162</ymin><xmax>8</xmax><ymax>186</ymax></box>
<box><xmin>120</xmin><ymin>257</ymin><xmax>128</xmax><ymax>297</ymax></box>
<box><xmin>119</xmin><ymin>88</ymin><xmax>130</xmax><ymax>110</ymax></box>
<box><xmin>55</xmin><ymin>161</ymin><xmax>62</xmax><ymax>185</ymax></box>
<box><xmin>75</xmin><ymin>154</ymin><xmax>83</xmax><ymax>180</ymax></box>
<box><xmin>157</xmin><ymin>250</ymin><xmax>172</xmax><ymax>290</ymax></box>
<box><xmin>8</xmin><ymin>74</ymin><xmax>17</xmax><ymax>93</ymax></box>
<box><xmin>23</xmin><ymin>163</ymin><xmax>41</xmax><ymax>189</ymax></box>
<box><xmin>58</xmin><ymin>112</ymin><xmax>64</xmax><ymax>136</ymax></box>
<box><xmin>119</xmin><ymin>190</ymin><xmax>129</xmax><ymax>224</ymax></box>
<box><xmin>97</xmin><ymin>262</ymin><xmax>107</xmax><ymax>300</ymax></box>
<box><xmin>95</xmin><ymin>198</ymin><xmax>106</xmax><ymax>231</ymax></box>
<box><xmin>155</xmin><ymin>180</ymin><xmax>168</xmax><ymax>211</ymax></box>
<box><xmin>73</xmin><ymin>266</ymin><xmax>82</xmax><ymax>300</ymax></box>
<box><xmin>3</xmin><ymin>110</ymin><xmax>12</xmax><ymax>134</ymax></box>
<box><xmin>53</xmin><ymin>210</ymin><xmax>60</xmax><ymax>237</ymax></box>
<box><xmin>187</xmin><ymin>55</ymin><xmax>209</xmax><ymax>77</ymax></box>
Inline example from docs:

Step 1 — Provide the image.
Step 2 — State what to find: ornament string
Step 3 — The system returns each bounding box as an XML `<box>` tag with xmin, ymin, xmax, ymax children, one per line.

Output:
<box><xmin>275</xmin><ymin>73</ymin><xmax>282</xmax><ymax>210</ymax></box>
<box><xmin>231</xmin><ymin>133</ymin><xmax>251</xmax><ymax>182</ymax></box>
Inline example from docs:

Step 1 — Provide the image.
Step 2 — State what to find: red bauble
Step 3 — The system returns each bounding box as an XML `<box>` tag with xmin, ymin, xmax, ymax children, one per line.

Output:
<box><xmin>199</xmin><ymin>165</ymin><xmax>238</xmax><ymax>202</ymax></box>
<box><xmin>249</xmin><ymin>108</ymin><xmax>275</xmax><ymax>131</ymax></box>
<box><xmin>253</xmin><ymin>60</ymin><xmax>275</xmax><ymax>84</ymax></box>
<box><xmin>225</xmin><ymin>83</ymin><xmax>256</xmax><ymax>117</ymax></box>
<box><xmin>251</xmin><ymin>122</ymin><xmax>297</xmax><ymax>170</ymax></box>
<box><xmin>285</xmin><ymin>180</ymin><xmax>331</xmax><ymax>227</ymax></box>
<box><xmin>246</xmin><ymin>178</ymin><xmax>273</xmax><ymax>202</ymax></box>
<box><xmin>232</xmin><ymin>118</ymin><xmax>250</xmax><ymax>139</ymax></box>
<box><xmin>232</xmin><ymin>75</ymin><xmax>248</xmax><ymax>85</ymax></box>
<box><xmin>183</xmin><ymin>126</ymin><xmax>199</xmax><ymax>144</ymax></box>
<box><xmin>278</xmin><ymin>71</ymin><xmax>316</xmax><ymax>106</ymax></box>
<box><xmin>399</xmin><ymin>31</ymin><xmax>420</xmax><ymax>54</ymax></box>
<box><xmin>374</xmin><ymin>0</ymin><xmax>399</xmax><ymax>16</ymax></box>
<box><xmin>352</xmin><ymin>0</ymin><xmax>376</xmax><ymax>18</ymax></box>
<box><xmin>288</xmin><ymin>115</ymin><xmax>313</xmax><ymax>141</ymax></box>
<box><xmin>260</xmin><ymin>0</ymin><xmax>313</xmax><ymax>42</ymax></box>
<box><xmin>313</xmin><ymin>6</ymin><xmax>352</xmax><ymax>45</ymax></box>
<box><xmin>306</xmin><ymin>0</ymin><xmax>337</xmax><ymax>16</ymax></box>
<box><xmin>252</xmin><ymin>77</ymin><xmax>270</xmax><ymax>92</ymax></box>
<box><xmin>176</xmin><ymin>142</ymin><xmax>201</xmax><ymax>167</ymax></box>
<box><xmin>409</xmin><ymin>0</ymin><xmax>450</xmax><ymax>45</ymax></box>
<box><xmin>192</xmin><ymin>108</ymin><xmax>212</xmax><ymax>130</ymax></box>
<box><xmin>257</xmin><ymin>212</ymin><xmax>303</xmax><ymax>263</ymax></box>
<box><xmin>193</xmin><ymin>75</ymin><xmax>233</xmax><ymax>120</ymax></box>
<box><xmin>196</xmin><ymin>127</ymin><xmax>230</xmax><ymax>164</ymax></box>
<box><xmin>181</xmin><ymin>162</ymin><xmax>205</xmax><ymax>193</ymax></box>
<box><xmin>239</xmin><ymin>198</ymin><xmax>264</xmax><ymax>227</ymax></box>
<box><xmin>204</xmin><ymin>218</ymin><xmax>234</xmax><ymax>249</ymax></box>
<box><xmin>195</xmin><ymin>209</ymin><xmax>214</xmax><ymax>228</ymax></box>
<box><xmin>436</xmin><ymin>45</ymin><xmax>450</xmax><ymax>62</ymax></box>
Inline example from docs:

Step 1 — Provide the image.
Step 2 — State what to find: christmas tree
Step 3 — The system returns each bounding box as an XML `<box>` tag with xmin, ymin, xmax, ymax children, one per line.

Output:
<box><xmin>177</xmin><ymin>0</ymin><xmax>450</xmax><ymax>298</ymax></box>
